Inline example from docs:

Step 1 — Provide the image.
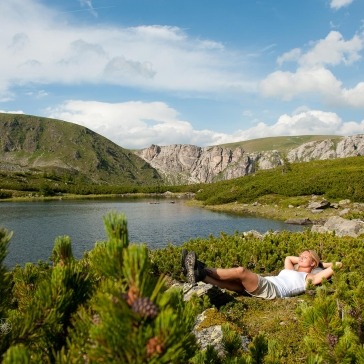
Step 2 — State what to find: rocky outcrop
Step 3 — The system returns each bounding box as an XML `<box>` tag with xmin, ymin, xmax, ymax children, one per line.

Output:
<box><xmin>170</xmin><ymin>282</ymin><xmax>249</xmax><ymax>357</ymax></box>
<box><xmin>311</xmin><ymin>216</ymin><xmax>364</xmax><ymax>237</ymax></box>
<box><xmin>135</xmin><ymin>135</ymin><xmax>364</xmax><ymax>185</ymax></box>
<box><xmin>287</xmin><ymin>134</ymin><xmax>364</xmax><ymax>162</ymax></box>
<box><xmin>135</xmin><ymin>144</ymin><xmax>282</xmax><ymax>184</ymax></box>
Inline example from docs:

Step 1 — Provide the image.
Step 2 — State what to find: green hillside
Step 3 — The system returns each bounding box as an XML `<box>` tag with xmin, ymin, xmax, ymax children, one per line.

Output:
<box><xmin>0</xmin><ymin>113</ymin><xmax>162</xmax><ymax>188</ymax></box>
<box><xmin>195</xmin><ymin>155</ymin><xmax>364</xmax><ymax>205</ymax></box>
<box><xmin>220</xmin><ymin>135</ymin><xmax>341</xmax><ymax>153</ymax></box>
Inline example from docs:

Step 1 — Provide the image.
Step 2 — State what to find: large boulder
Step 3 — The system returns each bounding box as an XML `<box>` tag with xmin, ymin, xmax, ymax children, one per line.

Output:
<box><xmin>311</xmin><ymin>216</ymin><xmax>364</xmax><ymax>237</ymax></box>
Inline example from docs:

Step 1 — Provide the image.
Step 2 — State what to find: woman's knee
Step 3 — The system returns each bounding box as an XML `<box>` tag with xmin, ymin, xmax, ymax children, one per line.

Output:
<box><xmin>235</xmin><ymin>266</ymin><xmax>248</xmax><ymax>278</ymax></box>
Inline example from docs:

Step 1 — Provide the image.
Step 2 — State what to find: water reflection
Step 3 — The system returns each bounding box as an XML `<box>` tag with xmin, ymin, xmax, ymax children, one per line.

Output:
<box><xmin>0</xmin><ymin>198</ymin><xmax>303</xmax><ymax>267</ymax></box>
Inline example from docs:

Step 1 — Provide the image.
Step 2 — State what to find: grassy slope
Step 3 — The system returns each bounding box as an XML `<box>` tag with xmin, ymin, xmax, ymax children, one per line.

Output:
<box><xmin>0</xmin><ymin>113</ymin><xmax>162</xmax><ymax>186</ymax></box>
<box><xmin>220</xmin><ymin>135</ymin><xmax>341</xmax><ymax>153</ymax></box>
<box><xmin>195</xmin><ymin>156</ymin><xmax>364</xmax><ymax>206</ymax></box>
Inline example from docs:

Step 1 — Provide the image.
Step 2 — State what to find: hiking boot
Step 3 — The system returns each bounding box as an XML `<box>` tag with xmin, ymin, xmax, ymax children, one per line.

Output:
<box><xmin>181</xmin><ymin>249</ymin><xmax>206</xmax><ymax>276</ymax></box>
<box><xmin>185</xmin><ymin>251</ymin><xmax>197</xmax><ymax>285</ymax></box>
<box><xmin>184</xmin><ymin>251</ymin><xmax>207</xmax><ymax>285</ymax></box>
<box><xmin>181</xmin><ymin>249</ymin><xmax>188</xmax><ymax>275</ymax></box>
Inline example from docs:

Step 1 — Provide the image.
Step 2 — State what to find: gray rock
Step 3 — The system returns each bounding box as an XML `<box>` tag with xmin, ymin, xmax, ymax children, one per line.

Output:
<box><xmin>311</xmin><ymin>216</ymin><xmax>364</xmax><ymax>237</ymax></box>
<box><xmin>339</xmin><ymin>208</ymin><xmax>350</xmax><ymax>216</ymax></box>
<box><xmin>134</xmin><ymin>135</ymin><xmax>364</xmax><ymax>185</ymax></box>
<box><xmin>307</xmin><ymin>199</ymin><xmax>331</xmax><ymax>210</ymax></box>
<box><xmin>193</xmin><ymin>309</ymin><xmax>250</xmax><ymax>357</ymax></box>
<box><xmin>135</xmin><ymin>144</ymin><xmax>282</xmax><ymax>184</ymax></box>
<box><xmin>285</xmin><ymin>218</ymin><xmax>312</xmax><ymax>225</ymax></box>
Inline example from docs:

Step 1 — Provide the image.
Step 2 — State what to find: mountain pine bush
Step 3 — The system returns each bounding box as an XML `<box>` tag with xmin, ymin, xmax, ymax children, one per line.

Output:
<box><xmin>1</xmin><ymin>213</ymin><xmax>364</xmax><ymax>363</ymax></box>
<box><xmin>0</xmin><ymin>213</ymin><xmax>197</xmax><ymax>363</ymax></box>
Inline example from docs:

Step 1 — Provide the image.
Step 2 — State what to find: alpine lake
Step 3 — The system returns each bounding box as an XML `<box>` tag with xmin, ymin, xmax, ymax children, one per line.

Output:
<box><xmin>0</xmin><ymin>197</ymin><xmax>304</xmax><ymax>267</ymax></box>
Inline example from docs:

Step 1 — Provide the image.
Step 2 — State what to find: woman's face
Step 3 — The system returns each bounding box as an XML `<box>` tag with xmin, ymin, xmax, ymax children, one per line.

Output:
<box><xmin>298</xmin><ymin>251</ymin><xmax>315</xmax><ymax>269</ymax></box>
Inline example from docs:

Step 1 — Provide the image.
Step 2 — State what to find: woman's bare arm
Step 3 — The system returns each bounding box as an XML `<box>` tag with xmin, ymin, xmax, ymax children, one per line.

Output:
<box><xmin>285</xmin><ymin>256</ymin><xmax>299</xmax><ymax>270</ymax></box>
<box><xmin>307</xmin><ymin>262</ymin><xmax>342</xmax><ymax>285</ymax></box>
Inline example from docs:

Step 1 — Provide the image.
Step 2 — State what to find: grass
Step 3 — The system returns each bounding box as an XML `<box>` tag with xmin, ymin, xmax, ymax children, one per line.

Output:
<box><xmin>219</xmin><ymin>135</ymin><xmax>341</xmax><ymax>153</ymax></box>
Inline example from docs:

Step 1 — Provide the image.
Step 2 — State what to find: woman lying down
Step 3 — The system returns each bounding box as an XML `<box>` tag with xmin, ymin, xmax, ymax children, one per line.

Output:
<box><xmin>182</xmin><ymin>249</ymin><xmax>342</xmax><ymax>299</ymax></box>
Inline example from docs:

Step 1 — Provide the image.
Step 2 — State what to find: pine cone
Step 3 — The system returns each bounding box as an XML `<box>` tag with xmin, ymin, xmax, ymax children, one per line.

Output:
<box><xmin>126</xmin><ymin>286</ymin><xmax>139</xmax><ymax>306</ymax></box>
<box><xmin>131</xmin><ymin>297</ymin><xmax>159</xmax><ymax>319</ymax></box>
<box><xmin>327</xmin><ymin>333</ymin><xmax>339</xmax><ymax>348</ymax></box>
<box><xmin>146</xmin><ymin>336</ymin><xmax>164</xmax><ymax>358</ymax></box>
<box><xmin>348</xmin><ymin>307</ymin><xmax>358</xmax><ymax>318</ymax></box>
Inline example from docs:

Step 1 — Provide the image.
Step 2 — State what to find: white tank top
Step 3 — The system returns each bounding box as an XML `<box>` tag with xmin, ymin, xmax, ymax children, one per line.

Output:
<box><xmin>265</xmin><ymin>269</ymin><xmax>308</xmax><ymax>298</ymax></box>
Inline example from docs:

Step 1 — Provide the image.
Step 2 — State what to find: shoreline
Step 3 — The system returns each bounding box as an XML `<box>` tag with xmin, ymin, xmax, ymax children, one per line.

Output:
<box><xmin>1</xmin><ymin>192</ymin><xmax>360</xmax><ymax>224</ymax></box>
<box><xmin>187</xmin><ymin>199</ymin><xmax>356</xmax><ymax>224</ymax></box>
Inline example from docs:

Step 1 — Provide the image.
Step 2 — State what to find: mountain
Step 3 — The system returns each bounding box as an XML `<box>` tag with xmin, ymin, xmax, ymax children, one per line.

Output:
<box><xmin>2</xmin><ymin>113</ymin><xmax>363</xmax><ymax>188</ymax></box>
<box><xmin>0</xmin><ymin>113</ymin><xmax>161</xmax><ymax>185</ymax></box>
<box><xmin>135</xmin><ymin>135</ymin><xmax>364</xmax><ymax>185</ymax></box>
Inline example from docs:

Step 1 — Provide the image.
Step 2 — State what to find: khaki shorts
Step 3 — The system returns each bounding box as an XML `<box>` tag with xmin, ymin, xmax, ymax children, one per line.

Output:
<box><xmin>247</xmin><ymin>275</ymin><xmax>280</xmax><ymax>300</ymax></box>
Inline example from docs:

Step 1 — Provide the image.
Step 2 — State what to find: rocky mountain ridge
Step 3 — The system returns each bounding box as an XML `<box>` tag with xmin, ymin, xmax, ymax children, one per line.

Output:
<box><xmin>135</xmin><ymin>134</ymin><xmax>364</xmax><ymax>184</ymax></box>
<box><xmin>1</xmin><ymin>113</ymin><xmax>363</xmax><ymax>186</ymax></box>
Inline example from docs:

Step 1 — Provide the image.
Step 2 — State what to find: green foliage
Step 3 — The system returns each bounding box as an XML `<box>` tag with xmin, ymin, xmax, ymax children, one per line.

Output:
<box><xmin>221</xmin><ymin>135</ymin><xmax>340</xmax><ymax>154</ymax></box>
<box><xmin>2</xmin><ymin>344</ymin><xmax>33</xmax><ymax>364</ymax></box>
<box><xmin>191</xmin><ymin>345</ymin><xmax>223</xmax><ymax>364</ymax></box>
<box><xmin>0</xmin><ymin>214</ymin><xmax>197</xmax><ymax>363</ymax></box>
<box><xmin>2</xmin><ymin>212</ymin><xmax>364</xmax><ymax>363</ymax></box>
<box><xmin>0</xmin><ymin>112</ymin><xmax>163</xmax><ymax>187</ymax></box>
<box><xmin>222</xmin><ymin>324</ymin><xmax>245</xmax><ymax>358</ymax></box>
<box><xmin>248</xmin><ymin>333</ymin><xmax>268</xmax><ymax>364</ymax></box>
<box><xmin>299</xmin><ymin>288</ymin><xmax>359</xmax><ymax>363</ymax></box>
<box><xmin>0</xmin><ymin>190</ymin><xmax>12</xmax><ymax>199</ymax></box>
<box><xmin>196</xmin><ymin>156</ymin><xmax>364</xmax><ymax>205</ymax></box>
<box><xmin>39</xmin><ymin>183</ymin><xmax>56</xmax><ymax>196</ymax></box>
<box><xmin>51</xmin><ymin>236</ymin><xmax>74</xmax><ymax>266</ymax></box>
<box><xmin>150</xmin><ymin>229</ymin><xmax>355</xmax><ymax>280</ymax></box>
<box><xmin>0</xmin><ymin>228</ymin><xmax>12</xmax><ymax>316</ymax></box>
<box><xmin>150</xmin><ymin>229</ymin><xmax>364</xmax><ymax>362</ymax></box>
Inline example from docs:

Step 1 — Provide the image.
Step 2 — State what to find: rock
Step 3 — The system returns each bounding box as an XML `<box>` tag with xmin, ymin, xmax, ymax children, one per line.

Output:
<box><xmin>311</xmin><ymin>225</ymin><xmax>328</xmax><ymax>234</ymax></box>
<box><xmin>339</xmin><ymin>208</ymin><xmax>350</xmax><ymax>216</ymax></box>
<box><xmin>172</xmin><ymin>282</ymin><xmax>235</xmax><ymax>307</ymax></box>
<box><xmin>242</xmin><ymin>230</ymin><xmax>264</xmax><ymax>239</ymax></box>
<box><xmin>135</xmin><ymin>144</ymin><xmax>283</xmax><ymax>184</ymax></box>
<box><xmin>287</xmin><ymin>135</ymin><xmax>364</xmax><ymax>163</ymax></box>
<box><xmin>307</xmin><ymin>199</ymin><xmax>331</xmax><ymax>210</ymax></box>
<box><xmin>311</xmin><ymin>216</ymin><xmax>364</xmax><ymax>237</ymax></box>
<box><xmin>193</xmin><ymin>308</ymin><xmax>250</xmax><ymax>357</ymax></box>
<box><xmin>285</xmin><ymin>218</ymin><xmax>312</xmax><ymax>225</ymax></box>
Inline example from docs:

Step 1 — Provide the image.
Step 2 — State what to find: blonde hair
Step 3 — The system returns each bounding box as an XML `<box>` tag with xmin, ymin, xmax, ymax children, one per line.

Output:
<box><xmin>304</xmin><ymin>249</ymin><xmax>320</xmax><ymax>268</ymax></box>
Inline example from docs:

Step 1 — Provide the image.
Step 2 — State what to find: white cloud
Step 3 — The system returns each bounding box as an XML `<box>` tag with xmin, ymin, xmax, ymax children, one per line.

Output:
<box><xmin>0</xmin><ymin>109</ymin><xmax>24</xmax><ymax>114</ymax></box>
<box><xmin>261</xmin><ymin>31</ymin><xmax>364</xmax><ymax>107</ymax></box>
<box><xmin>79</xmin><ymin>0</ymin><xmax>98</xmax><ymax>17</ymax></box>
<box><xmin>0</xmin><ymin>1</ymin><xmax>253</xmax><ymax>101</ymax></box>
<box><xmin>222</xmin><ymin>110</ymin><xmax>364</xmax><ymax>142</ymax></box>
<box><xmin>341</xmin><ymin>82</ymin><xmax>364</xmax><ymax>107</ymax></box>
<box><xmin>46</xmin><ymin>101</ymin><xmax>364</xmax><ymax>149</ymax></box>
<box><xmin>299</xmin><ymin>31</ymin><xmax>362</xmax><ymax>67</ymax></box>
<box><xmin>46</xmin><ymin>100</ymin><xmax>211</xmax><ymax>149</ymax></box>
<box><xmin>330</xmin><ymin>0</ymin><xmax>354</xmax><ymax>10</ymax></box>
<box><xmin>260</xmin><ymin>67</ymin><xmax>342</xmax><ymax>101</ymax></box>
<box><xmin>277</xmin><ymin>48</ymin><xmax>301</xmax><ymax>66</ymax></box>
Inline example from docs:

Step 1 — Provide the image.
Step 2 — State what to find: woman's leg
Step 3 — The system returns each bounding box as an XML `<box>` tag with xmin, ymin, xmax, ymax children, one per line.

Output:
<box><xmin>204</xmin><ymin>266</ymin><xmax>259</xmax><ymax>293</ymax></box>
<box><xmin>203</xmin><ymin>275</ymin><xmax>246</xmax><ymax>292</ymax></box>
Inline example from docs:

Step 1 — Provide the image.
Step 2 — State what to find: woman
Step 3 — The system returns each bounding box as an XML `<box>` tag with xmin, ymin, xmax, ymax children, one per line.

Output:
<box><xmin>182</xmin><ymin>249</ymin><xmax>342</xmax><ymax>299</ymax></box>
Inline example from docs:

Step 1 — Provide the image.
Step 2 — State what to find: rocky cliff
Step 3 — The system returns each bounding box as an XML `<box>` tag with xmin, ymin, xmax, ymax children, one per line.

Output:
<box><xmin>135</xmin><ymin>135</ymin><xmax>364</xmax><ymax>185</ymax></box>
<box><xmin>287</xmin><ymin>134</ymin><xmax>364</xmax><ymax>162</ymax></box>
<box><xmin>135</xmin><ymin>144</ymin><xmax>283</xmax><ymax>184</ymax></box>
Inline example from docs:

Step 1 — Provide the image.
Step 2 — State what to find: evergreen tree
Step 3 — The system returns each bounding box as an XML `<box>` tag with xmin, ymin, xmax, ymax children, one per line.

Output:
<box><xmin>1</xmin><ymin>212</ymin><xmax>198</xmax><ymax>363</ymax></box>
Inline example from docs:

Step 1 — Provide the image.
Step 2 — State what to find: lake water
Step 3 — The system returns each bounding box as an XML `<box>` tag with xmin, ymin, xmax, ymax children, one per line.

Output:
<box><xmin>0</xmin><ymin>198</ymin><xmax>303</xmax><ymax>267</ymax></box>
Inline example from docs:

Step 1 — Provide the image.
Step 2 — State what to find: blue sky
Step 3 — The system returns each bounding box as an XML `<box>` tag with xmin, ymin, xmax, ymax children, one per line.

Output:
<box><xmin>1</xmin><ymin>0</ymin><xmax>364</xmax><ymax>149</ymax></box>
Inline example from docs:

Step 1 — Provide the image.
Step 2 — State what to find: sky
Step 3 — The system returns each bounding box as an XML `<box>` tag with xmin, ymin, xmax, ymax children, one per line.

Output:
<box><xmin>1</xmin><ymin>0</ymin><xmax>364</xmax><ymax>149</ymax></box>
